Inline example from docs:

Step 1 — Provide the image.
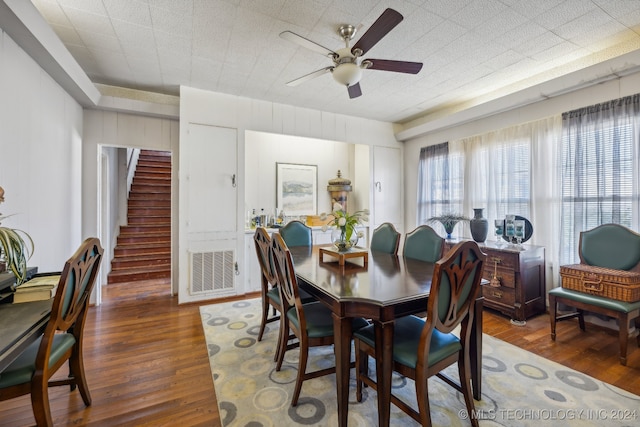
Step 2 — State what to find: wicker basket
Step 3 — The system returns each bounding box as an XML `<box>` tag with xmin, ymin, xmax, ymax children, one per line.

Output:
<box><xmin>560</xmin><ymin>264</ymin><xmax>640</xmax><ymax>302</ymax></box>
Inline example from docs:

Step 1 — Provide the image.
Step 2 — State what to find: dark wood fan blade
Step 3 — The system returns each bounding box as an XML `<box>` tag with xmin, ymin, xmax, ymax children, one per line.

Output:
<box><xmin>352</xmin><ymin>8</ymin><xmax>403</xmax><ymax>56</ymax></box>
<box><xmin>348</xmin><ymin>83</ymin><xmax>362</xmax><ymax>99</ymax></box>
<box><xmin>280</xmin><ymin>31</ymin><xmax>336</xmax><ymax>57</ymax></box>
<box><xmin>285</xmin><ymin>67</ymin><xmax>333</xmax><ymax>87</ymax></box>
<box><xmin>366</xmin><ymin>59</ymin><xmax>423</xmax><ymax>74</ymax></box>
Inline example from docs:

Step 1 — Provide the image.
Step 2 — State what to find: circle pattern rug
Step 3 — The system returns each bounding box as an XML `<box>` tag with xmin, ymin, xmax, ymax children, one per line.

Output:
<box><xmin>200</xmin><ymin>298</ymin><xmax>639</xmax><ymax>426</ymax></box>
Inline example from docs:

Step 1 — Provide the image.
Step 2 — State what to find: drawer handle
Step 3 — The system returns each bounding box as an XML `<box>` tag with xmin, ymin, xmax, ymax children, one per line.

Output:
<box><xmin>491</xmin><ymin>256</ymin><xmax>502</xmax><ymax>264</ymax></box>
<box><xmin>489</xmin><ymin>258</ymin><xmax>501</xmax><ymax>287</ymax></box>
<box><xmin>490</xmin><ymin>290</ymin><xmax>503</xmax><ymax>299</ymax></box>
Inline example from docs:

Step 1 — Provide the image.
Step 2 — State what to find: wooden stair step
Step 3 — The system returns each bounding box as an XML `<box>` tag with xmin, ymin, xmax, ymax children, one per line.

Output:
<box><xmin>129</xmin><ymin>193</ymin><xmax>171</xmax><ymax>200</ymax></box>
<box><xmin>130</xmin><ymin>183</ymin><xmax>171</xmax><ymax>191</ymax></box>
<box><xmin>140</xmin><ymin>149</ymin><xmax>170</xmax><ymax>155</ymax></box>
<box><xmin>128</xmin><ymin>207</ymin><xmax>171</xmax><ymax>216</ymax></box>
<box><xmin>127</xmin><ymin>216</ymin><xmax>170</xmax><ymax>225</ymax></box>
<box><xmin>140</xmin><ymin>150</ymin><xmax>170</xmax><ymax>155</ymax></box>
<box><xmin>135</xmin><ymin>165</ymin><xmax>171</xmax><ymax>173</ymax></box>
<box><xmin>138</xmin><ymin>155</ymin><xmax>171</xmax><ymax>161</ymax></box>
<box><xmin>134</xmin><ymin>170</ymin><xmax>171</xmax><ymax>178</ymax></box>
<box><xmin>114</xmin><ymin>245</ymin><xmax>170</xmax><ymax>257</ymax></box>
<box><xmin>128</xmin><ymin>199</ymin><xmax>170</xmax><ymax>208</ymax></box>
<box><xmin>111</xmin><ymin>255</ymin><xmax>170</xmax><ymax>270</ymax></box>
<box><xmin>138</xmin><ymin>156</ymin><xmax>171</xmax><ymax>163</ymax></box>
<box><xmin>132</xmin><ymin>177</ymin><xmax>171</xmax><ymax>185</ymax></box>
<box><xmin>137</xmin><ymin>161</ymin><xmax>171</xmax><ymax>168</ymax></box>
<box><xmin>107</xmin><ymin>266</ymin><xmax>170</xmax><ymax>284</ymax></box>
<box><xmin>120</xmin><ymin>224</ymin><xmax>170</xmax><ymax>234</ymax></box>
<box><xmin>117</xmin><ymin>234</ymin><xmax>170</xmax><ymax>245</ymax></box>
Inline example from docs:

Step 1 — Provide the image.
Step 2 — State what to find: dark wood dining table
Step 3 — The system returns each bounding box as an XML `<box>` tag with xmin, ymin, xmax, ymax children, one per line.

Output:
<box><xmin>290</xmin><ymin>245</ymin><xmax>484</xmax><ymax>427</ymax></box>
<box><xmin>0</xmin><ymin>299</ymin><xmax>52</xmax><ymax>372</ymax></box>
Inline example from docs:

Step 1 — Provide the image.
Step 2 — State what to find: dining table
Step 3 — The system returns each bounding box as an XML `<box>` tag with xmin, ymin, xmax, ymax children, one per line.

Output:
<box><xmin>290</xmin><ymin>244</ymin><xmax>484</xmax><ymax>427</ymax></box>
<box><xmin>0</xmin><ymin>298</ymin><xmax>52</xmax><ymax>372</ymax></box>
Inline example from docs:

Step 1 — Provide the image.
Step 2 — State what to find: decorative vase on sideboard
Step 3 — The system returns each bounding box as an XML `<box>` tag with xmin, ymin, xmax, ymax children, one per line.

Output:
<box><xmin>470</xmin><ymin>208</ymin><xmax>488</xmax><ymax>242</ymax></box>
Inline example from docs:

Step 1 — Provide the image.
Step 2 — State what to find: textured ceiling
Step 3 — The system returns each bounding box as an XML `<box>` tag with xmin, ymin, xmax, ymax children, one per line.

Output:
<box><xmin>30</xmin><ymin>0</ymin><xmax>640</xmax><ymax>124</ymax></box>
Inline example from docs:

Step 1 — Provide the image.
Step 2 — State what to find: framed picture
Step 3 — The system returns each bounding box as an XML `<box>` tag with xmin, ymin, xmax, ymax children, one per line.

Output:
<box><xmin>276</xmin><ymin>163</ymin><xmax>317</xmax><ymax>216</ymax></box>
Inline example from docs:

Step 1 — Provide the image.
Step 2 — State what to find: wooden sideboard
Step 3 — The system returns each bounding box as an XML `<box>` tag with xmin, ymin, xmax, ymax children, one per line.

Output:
<box><xmin>445</xmin><ymin>240</ymin><xmax>546</xmax><ymax>321</ymax></box>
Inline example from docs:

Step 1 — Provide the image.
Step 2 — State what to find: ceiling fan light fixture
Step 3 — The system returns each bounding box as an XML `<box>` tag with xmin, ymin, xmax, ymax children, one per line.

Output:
<box><xmin>332</xmin><ymin>63</ymin><xmax>362</xmax><ymax>86</ymax></box>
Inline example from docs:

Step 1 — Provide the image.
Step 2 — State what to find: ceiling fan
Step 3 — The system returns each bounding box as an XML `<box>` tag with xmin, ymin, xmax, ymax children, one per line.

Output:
<box><xmin>280</xmin><ymin>8</ymin><xmax>423</xmax><ymax>99</ymax></box>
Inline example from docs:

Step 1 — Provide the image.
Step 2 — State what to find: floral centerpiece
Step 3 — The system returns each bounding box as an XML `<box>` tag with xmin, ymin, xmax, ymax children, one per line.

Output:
<box><xmin>426</xmin><ymin>212</ymin><xmax>470</xmax><ymax>239</ymax></box>
<box><xmin>321</xmin><ymin>208</ymin><xmax>369</xmax><ymax>251</ymax></box>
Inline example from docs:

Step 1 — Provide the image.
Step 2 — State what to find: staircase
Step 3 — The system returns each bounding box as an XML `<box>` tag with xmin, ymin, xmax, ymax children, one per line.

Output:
<box><xmin>107</xmin><ymin>150</ymin><xmax>171</xmax><ymax>284</ymax></box>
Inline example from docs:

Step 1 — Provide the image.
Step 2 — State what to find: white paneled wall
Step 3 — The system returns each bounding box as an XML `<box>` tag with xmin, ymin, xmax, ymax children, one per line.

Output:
<box><xmin>245</xmin><ymin>131</ymin><xmax>357</xmax><ymax>216</ymax></box>
<box><xmin>179</xmin><ymin>85</ymin><xmax>401</xmax><ymax>303</ymax></box>
<box><xmin>0</xmin><ymin>29</ymin><xmax>83</xmax><ymax>273</ymax></box>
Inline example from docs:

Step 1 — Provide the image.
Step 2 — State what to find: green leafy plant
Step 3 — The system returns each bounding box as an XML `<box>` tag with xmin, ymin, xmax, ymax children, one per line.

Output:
<box><xmin>321</xmin><ymin>209</ymin><xmax>369</xmax><ymax>242</ymax></box>
<box><xmin>0</xmin><ymin>187</ymin><xmax>34</xmax><ymax>285</ymax></box>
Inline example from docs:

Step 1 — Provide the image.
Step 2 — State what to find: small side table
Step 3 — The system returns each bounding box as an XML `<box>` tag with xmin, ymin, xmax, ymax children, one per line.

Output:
<box><xmin>319</xmin><ymin>247</ymin><xmax>368</xmax><ymax>266</ymax></box>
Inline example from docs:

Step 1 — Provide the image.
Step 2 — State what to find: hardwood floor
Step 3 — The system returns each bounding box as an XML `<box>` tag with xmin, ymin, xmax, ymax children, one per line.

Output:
<box><xmin>0</xmin><ymin>279</ymin><xmax>225</xmax><ymax>427</ymax></box>
<box><xmin>1</xmin><ymin>281</ymin><xmax>639</xmax><ymax>426</ymax></box>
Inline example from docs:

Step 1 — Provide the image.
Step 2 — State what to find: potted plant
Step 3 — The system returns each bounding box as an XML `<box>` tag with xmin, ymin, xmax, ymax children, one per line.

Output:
<box><xmin>0</xmin><ymin>186</ymin><xmax>34</xmax><ymax>285</ymax></box>
<box><xmin>321</xmin><ymin>208</ymin><xmax>369</xmax><ymax>251</ymax></box>
<box><xmin>426</xmin><ymin>212</ymin><xmax>470</xmax><ymax>239</ymax></box>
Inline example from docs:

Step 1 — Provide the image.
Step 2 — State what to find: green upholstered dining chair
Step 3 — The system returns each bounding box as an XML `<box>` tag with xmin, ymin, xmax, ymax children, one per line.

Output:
<box><xmin>253</xmin><ymin>227</ymin><xmax>286</xmax><ymax>361</ymax></box>
<box><xmin>279</xmin><ymin>220</ymin><xmax>313</xmax><ymax>247</ymax></box>
<box><xmin>270</xmin><ymin>233</ymin><xmax>369</xmax><ymax>406</ymax></box>
<box><xmin>0</xmin><ymin>237</ymin><xmax>103</xmax><ymax>427</ymax></box>
<box><xmin>253</xmin><ymin>228</ymin><xmax>315</xmax><ymax>362</ymax></box>
<box><xmin>549</xmin><ymin>223</ymin><xmax>640</xmax><ymax>365</ymax></box>
<box><xmin>353</xmin><ymin>240</ymin><xmax>485</xmax><ymax>426</ymax></box>
<box><xmin>403</xmin><ymin>225</ymin><xmax>445</xmax><ymax>263</ymax></box>
<box><xmin>369</xmin><ymin>222</ymin><xmax>401</xmax><ymax>255</ymax></box>
<box><xmin>578</xmin><ymin>223</ymin><xmax>640</xmax><ymax>270</ymax></box>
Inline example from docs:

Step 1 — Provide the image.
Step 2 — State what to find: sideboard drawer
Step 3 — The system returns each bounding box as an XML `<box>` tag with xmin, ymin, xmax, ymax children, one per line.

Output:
<box><xmin>483</xmin><ymin>268</ymin><xmax>515</xmax><ymax>289</ymax></box>
<box><xmin>483</xmin><ymin>249</ymin><xmax>518</xmax><ymax>271</ymax></box>
<box><xmin>482</xmin><ymin>284</ymin><xmax>515</xmax><ymax>306</ymax></box>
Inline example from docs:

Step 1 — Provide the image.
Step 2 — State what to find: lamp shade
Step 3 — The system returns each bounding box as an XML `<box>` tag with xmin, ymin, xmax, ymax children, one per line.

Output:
<box><xmin>332</xmin><ymin>63</ymin><xmax>362</xmax><ymax>86</ymax></box>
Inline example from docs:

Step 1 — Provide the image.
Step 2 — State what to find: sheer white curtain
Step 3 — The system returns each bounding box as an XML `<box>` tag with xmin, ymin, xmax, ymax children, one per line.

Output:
<box><xmin>559</xmin><ymin>95</ymin><xmax>640</xmax><ymax>268</ymax></box>
<box><xmin>416</xmin><ymin>141</ymin><xmax>465</xmax><ymax>237</ymax></box>
<box><xmin>456</xmin><ymin>116</ymin><xmax>562</xmax><ymax>290</ymax></box>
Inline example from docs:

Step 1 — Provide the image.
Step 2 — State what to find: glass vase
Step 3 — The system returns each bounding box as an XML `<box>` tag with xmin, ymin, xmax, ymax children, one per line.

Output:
<box><xmin>331</xmin><ymin>227</ymin><xmax>358</xmax><ymax>251</ymax></box>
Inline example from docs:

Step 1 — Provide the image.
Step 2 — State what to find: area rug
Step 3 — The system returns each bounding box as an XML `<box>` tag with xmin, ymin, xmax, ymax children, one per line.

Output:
<box><xmin>200</xmin><ymin>299</ymin><xmax>640</xmax><ymax>426</ymax></box>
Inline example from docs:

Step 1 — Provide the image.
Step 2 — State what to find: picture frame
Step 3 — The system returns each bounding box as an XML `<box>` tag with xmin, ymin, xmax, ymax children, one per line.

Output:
<box><xmin>276</xmin><ymin>162</ymin><xmax>318</xmax><ymax>216</ymax></box>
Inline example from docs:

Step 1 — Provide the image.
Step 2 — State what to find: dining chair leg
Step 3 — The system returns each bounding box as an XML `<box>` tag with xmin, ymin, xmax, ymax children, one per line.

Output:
<box><xmin>70</xmin><ymin>350</ymin><xmax>92</xmax><ymax>406</ymax></box>
<box><xmin>291</xmin><ymin>342</ymin><xmax>309</xmax><ymax>407</ymax></box>
<box><xmin>258</xmin><ymin>293</ymin><xmax>270</xmax><ymax>342</ymax></box>
<box><xmin>273</xmin><ymin>313</ymin><xmax>286</xmax><ymax>363</ymax></box>
<box><xmin>458</xmin><ymin>355</ymin><xmax>478</xmax><ymax>427</ymax></box>
<box><xmin>415</xmin><ymin>370</ymin><xmax>433</xmax><ymax>427</ymax></box>
<box><xmin>31</xmin><ymin>378</ymin><xmax>53</xmax><ymax>427</ymax></box>
<box><xmin>355</xmin><ymin>340</ymin><xmax>366</xmax><ymax>402</ymax></box>
<box><xmin>275</xmin><ymin>318</ymin><xmax>289</xmax><ymax>371</ymax></box>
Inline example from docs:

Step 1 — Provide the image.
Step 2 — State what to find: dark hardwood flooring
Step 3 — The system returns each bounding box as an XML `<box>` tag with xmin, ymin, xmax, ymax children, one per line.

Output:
<box><xmin>1</xmin><ymin>280</ymin><xmax>639</xmax><ymax>426</ymax></box>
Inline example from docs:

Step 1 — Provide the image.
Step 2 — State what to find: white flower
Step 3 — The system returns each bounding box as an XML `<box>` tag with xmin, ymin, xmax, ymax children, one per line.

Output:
<box><xmin>338</xmin><ymin>217</ymin><xmax>347</xmax><ymax>227</ymax></box>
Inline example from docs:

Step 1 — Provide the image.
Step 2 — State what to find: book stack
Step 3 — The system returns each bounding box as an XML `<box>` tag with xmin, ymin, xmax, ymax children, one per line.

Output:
<box><xmin>13</xmin><ymin>274</ymin><xmax>61</xmax><ymax>303</ymax></box>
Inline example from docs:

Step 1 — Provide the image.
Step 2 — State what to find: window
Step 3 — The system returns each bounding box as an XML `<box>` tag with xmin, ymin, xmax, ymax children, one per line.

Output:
<box><xmin>559</xmin><ymin>95</ymin><xmax>640</xmax><ymax>265</ymax></box>
<box><xmin>416</xmin><ymin>142</ymin><xmax>465</xmax><ymax>235</ymax></box>
<box><xmin>417</xmin><ymin>127</ymin><xmax>534</xmax><ymax>237</ymax></box>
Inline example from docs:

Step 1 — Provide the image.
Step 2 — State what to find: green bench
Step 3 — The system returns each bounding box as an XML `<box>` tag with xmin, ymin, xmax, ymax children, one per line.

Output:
<box><xmin>549</xmin><ymin>223</ymin><xmax>640</xmax><ymax>366</ymax></box>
